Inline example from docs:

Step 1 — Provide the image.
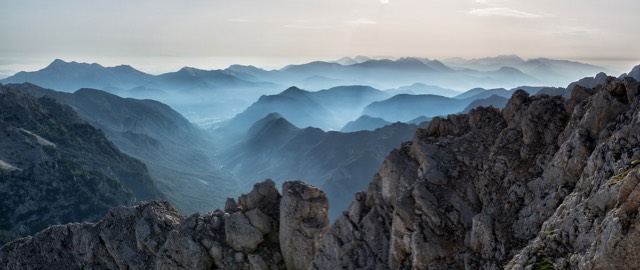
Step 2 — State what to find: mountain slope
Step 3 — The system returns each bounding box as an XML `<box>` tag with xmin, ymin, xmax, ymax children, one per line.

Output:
<box><xmin>311</xmin><ymin>76</ymin><xmax>640</xmax><ymax>269</ymax></box>
<box><xmin>341</xmin><ymin>115</ymin><xmax>391</xmax><ymax>132</ymax></box>
<box><xmin>0</xmin><ymin>84</ymin><xmax>164</xmax><ymax>237</ymax></box>
<box><xmin>9</xmin><ymin>83</ymin><xmax>237</xmax><ymax>213</ymax></box>
<box><xmin>0</xmin><ymin>59</ymin><xmax>156</xmax><ymax>92</ymax></box>
<box><xmin>221</xmin><ymin>114</ymin><xmax>418</xmax><ymax>218</ymax></box>
<box><xmin>216</xmin><ymin>85</ymin><xmax>390</xmax><ymax>136</ymax></box>
<box><xmin>362</xmin><ymin>94</ymin><xmax>469</xmax><ymax>122</ymax></box>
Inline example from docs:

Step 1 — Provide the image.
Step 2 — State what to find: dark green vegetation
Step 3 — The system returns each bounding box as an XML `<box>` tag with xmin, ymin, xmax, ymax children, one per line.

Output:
<box><xmin>532</xmin><ymin>259</ymin><xmax>555</xmax><ymax>270</ymax></box>
<box><xmin>0</xmin><ymin>84</ymin><xmax>164</xmax><ymax>235</ymax></box>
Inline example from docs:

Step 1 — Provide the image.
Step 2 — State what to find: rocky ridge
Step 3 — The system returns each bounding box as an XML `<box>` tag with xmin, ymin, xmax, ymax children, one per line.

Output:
<box><xmin>311</xmin><ymin>76</ymin><xmax>640</xmax><ymax>269</ymax></box>
<box><xmin>0</xmin><ymin>180</ymin><xmax>329</xmax><ymax>270</ymax></box>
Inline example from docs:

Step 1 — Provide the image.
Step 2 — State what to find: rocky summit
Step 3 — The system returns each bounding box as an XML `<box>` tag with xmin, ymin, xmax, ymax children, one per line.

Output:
<box><xmin>0</xmin><ymin>180</ymin><xmax>329</xmax><ymax>270</ymax></box>
<box><xmin>2</xmin><ymin>76</ymin><xmax>640</xmax><ymax>269</ymax></box>
<box><xmin>311</xmin><ymin>76</ymin><xmax>640</xmax><ymax>269</ymax></box>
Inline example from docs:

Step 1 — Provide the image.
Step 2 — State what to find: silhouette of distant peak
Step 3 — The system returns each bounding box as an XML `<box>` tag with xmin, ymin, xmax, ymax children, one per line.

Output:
<box><xmin>279</xmin><ymin>86</ymin><xmax>309</xmax><ymax>96</ymax></box>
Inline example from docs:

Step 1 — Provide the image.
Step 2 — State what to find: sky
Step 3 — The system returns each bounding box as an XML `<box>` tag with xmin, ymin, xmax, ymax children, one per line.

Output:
<box><xmin>1</xmin><ymin>0</ymin><xmax>639</xmax><ymax>78</ymax></box>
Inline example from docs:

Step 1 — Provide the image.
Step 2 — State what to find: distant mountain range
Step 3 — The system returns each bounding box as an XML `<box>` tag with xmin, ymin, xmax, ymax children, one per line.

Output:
<box><xmin>0</xmin><ymin>57</ymin><xmax>616</xmax><ymax>123</ymax></box>
<box><xmin>214</xmin><ymin>85</ymin><xmax>390</xmax><ymax>136</ymax></box>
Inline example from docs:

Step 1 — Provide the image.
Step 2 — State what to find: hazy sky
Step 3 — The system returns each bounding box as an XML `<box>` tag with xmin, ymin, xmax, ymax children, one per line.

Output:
<box><xmin>1</xmin><ymin>0</ymin><xmax>638</xmax><ymax>77</ymax></box>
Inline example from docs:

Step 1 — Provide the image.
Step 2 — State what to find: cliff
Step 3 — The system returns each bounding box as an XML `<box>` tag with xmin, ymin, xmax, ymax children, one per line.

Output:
<box><xmin>311</xmin><ymin>76</ymin><xmax>640</xmax><ymax>269</ymax></box>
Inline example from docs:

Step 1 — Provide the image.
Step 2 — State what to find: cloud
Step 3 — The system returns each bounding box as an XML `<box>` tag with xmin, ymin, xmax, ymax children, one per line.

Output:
<box><xmin>469</xmin><ymin>7</ymin><xmax>542</xmax><ymax>18</ymax></box>
<box><xmin>347</xmin><ymin>18</ymin><xmax>378</xmax><ymax>25</ymax></box>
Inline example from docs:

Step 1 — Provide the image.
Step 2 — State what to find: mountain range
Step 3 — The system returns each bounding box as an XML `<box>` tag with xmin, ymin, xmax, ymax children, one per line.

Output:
<box><xmin>1</xmin><ymin>57</ymin><xmax>614</xmax><ymax>124</ymax></box>
<box><xmin>4</xmin><ymin>74</ymin><xmax>640</xmax><ymax>269</ymax></box>
<box><xmin>0</xmin><ymin>84</ymin><xmax>165</xmax><ymax>238</ymax></box>
<box><xmin>7</xmin><ymin>83</ymin><xmax>237</xmax><ymax>213</ymax></box>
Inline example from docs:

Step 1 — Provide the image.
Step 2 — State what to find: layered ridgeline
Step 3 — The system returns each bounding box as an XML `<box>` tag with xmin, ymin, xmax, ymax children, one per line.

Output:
<box><xmin>0</xmin><ymin>57</ymin><xmax>609</xmax><ymax>122</ymax></box>
<box><xmin>0</xmin><ymin>84</ymin><xmax>164</xmax><ymax>240</ymax></box>
<box><xmin>5</xmin><ymin>83</ymin><xmax>237</xmax><ymax>214</ymax></box>
<box><xmin>3</xmin><ymin>76</ymin><xmax>640</xmax><ymax>269</ymax></box>
<box><xmin>221</xmin><ymin>112</ymin><xmax>420</xmax><ymax>218</ymax></box>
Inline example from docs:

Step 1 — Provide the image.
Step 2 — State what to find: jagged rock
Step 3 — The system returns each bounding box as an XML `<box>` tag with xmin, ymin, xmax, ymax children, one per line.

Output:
<box><xmin>225</xmin><ymin>212</ymin><xmax>264</xmax><ymax>253</ymax></box>
<box><xmin>246</xmin><ymin>208</ymin><xmax>272</xmax><ymax>235</ymax></box>
<box><xmin>0</xmin><ymin>180</ymin><xmax>292</xmax><ymax>269</ymax></box>
<box><xmin>280</xmin><ymin>181</ymin><xmax>329</xmax><ymax>270</ymax></box>
<box><xmin>238</xmin><ymin>179</ymin><xmax>281</xmax><ymax>215</ymax></box>
<box><xmin>312</xmin><ymin>77</ymin><xmax>640</xmax><ymax>269</ymax></box>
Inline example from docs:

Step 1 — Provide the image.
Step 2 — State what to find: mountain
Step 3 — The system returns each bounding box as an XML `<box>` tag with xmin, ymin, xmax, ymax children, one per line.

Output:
<box><xmin>215</xmin><ymin>85</ymin><xmax>390</xmax><ymax>136</ymax></box>
<box><xmin>312</xmin><ymin>76</ymin><xmax>640</xmax><ymax>269</ymax></box>
<box><xmin>625</xmin><ymin>64</ymin><xmax>640</xmax><ymax>80</ymax></box>
<box><xmin>9</xmin><ymin>83</ymin><xmax>237</xmax><ymax>213</ymax></box>
<box><xmin>224</xmin><ymin>56</ymin><xmax>547</xmax><ymax>91</ymax></box>
<box><xmin>2</xmin><ymin>57</ymin><xmax>609</xmax><ymax>122</ymax></box>
<box><xmin>0</xmin><ymin>180</ymin><xmax>329</xmax><ymax>270</ymax></box>
<box><xmin>363</xmin><ymin>94</ymin><xmax>470</xmax><ymax>122</ymax></box>
<box><xmin>340</xmin><ymin>115</ymin><xmax>391</xmax><ymax>132</ymax></box>
<box><xmin>0</xmin><ymin>59</ymin><xmax>156</xmax><ymax>92</ymax></box>
<box><xmin>331</xmin><ymin>56</ymin><xmax>371</xmax><ymax>65</ymax></box>
<box><xmin>6</xmin><ymin>77</ymin><xmax>640</xmax><ymax>269</ymax></box>
<box><xmin>564</xmin><ymin>72</ymin><xmax>610</xmax><ymax>98</ymax></box>
<box><xmin>221</xmin><ymin>114</ymin><xmax>418</xmax><ymax>218</ymax></box>
<box><xmin>442</xmin><ymin>55</ymin><xmax>610</xmax><ymax>87</ymax></box>
<box><xmin>462</xmin><ymin>95</ymin><xmax>509</xmax><ymax>113</ymax></box>
<box><xmin>0</xmin><ymin>59</ymin><xmax>282</xmax><ymax>121</ymax></box>
<box><xmin>0</xmin><ymin>84</ymin><xmax>164</xmax><ymax>238</ymax></box>
<box><xmin>384</xmin><ymin>83</ymin><xmax>460</xmax><ymax>97</ymax></box>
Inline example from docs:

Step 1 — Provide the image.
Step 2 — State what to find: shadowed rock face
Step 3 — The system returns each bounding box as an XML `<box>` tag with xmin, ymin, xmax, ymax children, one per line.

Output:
<box><xmin>0</xmin><ymin>84</ymin><xmax>164</xmax><ymax>237</ymax></box>
<box><xmin>311</xmin><ymin>77</ymin><xmax>640</xmax><ymax>269</ymax></box>
<box><xmin>0</xmin><ymin>180</ymin><xmax>329</xmax><ymax>270</ymax></box>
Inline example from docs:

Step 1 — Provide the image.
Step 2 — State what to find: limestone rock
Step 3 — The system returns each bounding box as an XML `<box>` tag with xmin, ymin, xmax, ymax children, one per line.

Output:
<box><xmin>312</xmin><ymin>77</ymin><xmax>640</xmax><ymax>269</ymax></box>
<box><xmin>280</xmin><ymin>180</ymin><xmax>329</xmax><ymax>270</ymax></box>
<box><xmin>225</xmin><ymin>212</ymin><xmax>264</xmax><ymax>253</ymax></box>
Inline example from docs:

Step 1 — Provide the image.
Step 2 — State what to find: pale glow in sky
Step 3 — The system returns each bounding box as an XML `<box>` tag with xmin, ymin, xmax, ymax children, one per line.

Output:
<box><xmin>0</xmin><ymin>0</ymin><xmax>639</xmax><ymax>77</ymax></box>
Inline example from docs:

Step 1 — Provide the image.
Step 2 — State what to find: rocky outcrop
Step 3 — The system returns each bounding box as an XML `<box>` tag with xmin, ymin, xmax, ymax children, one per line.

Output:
<box><xmin>311</xmin><ymin>77</ymin><xmax>640</xmax><ymax>269</ymax></box>
<box><xmin>0</xmin><ymin>180</ymin><xmax>329</xmax><ymax>270</ymax></box>
<box><xmin>279</xmin><ymin>181</ymin><xmax>329</xmax><ymax>270</ymax></box>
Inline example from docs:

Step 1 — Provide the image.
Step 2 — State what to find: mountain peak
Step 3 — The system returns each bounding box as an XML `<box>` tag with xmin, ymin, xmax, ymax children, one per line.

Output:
<box><xmin>280</xmin><ymin>86</ymin><xmax>308</xmax><ymax>96</ymax></box>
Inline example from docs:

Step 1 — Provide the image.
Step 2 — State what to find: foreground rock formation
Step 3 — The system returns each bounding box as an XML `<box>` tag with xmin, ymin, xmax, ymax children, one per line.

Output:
<box><xmin>311</xmin><ymin>76</ymin><xmax>640</xmax><ymax>269</ymax></box>
<box><xmin>0</xmin><ymin>180</ymin><xmax>329</xmax><ymax>269</ymax></box>
<box><xmin>3</xmin><ymin>76</ymin><xmax>640</xmax><ymax>269</ymax></box>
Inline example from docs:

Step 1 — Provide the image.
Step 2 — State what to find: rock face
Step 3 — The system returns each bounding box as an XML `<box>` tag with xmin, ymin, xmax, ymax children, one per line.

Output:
<box><xmin>0</xmin><ymin>180</ymin><xmax>329</xmax><ymax>270</ymax></box>
<box><xmin>280</xmin><ymin>181</ymin><xmax>329</xmax><ymax>270</ymax></box>
<box><xmin>311</xmin><ymin>77</ymin><xmax>640</xmax><ymax>269</ymax></box>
